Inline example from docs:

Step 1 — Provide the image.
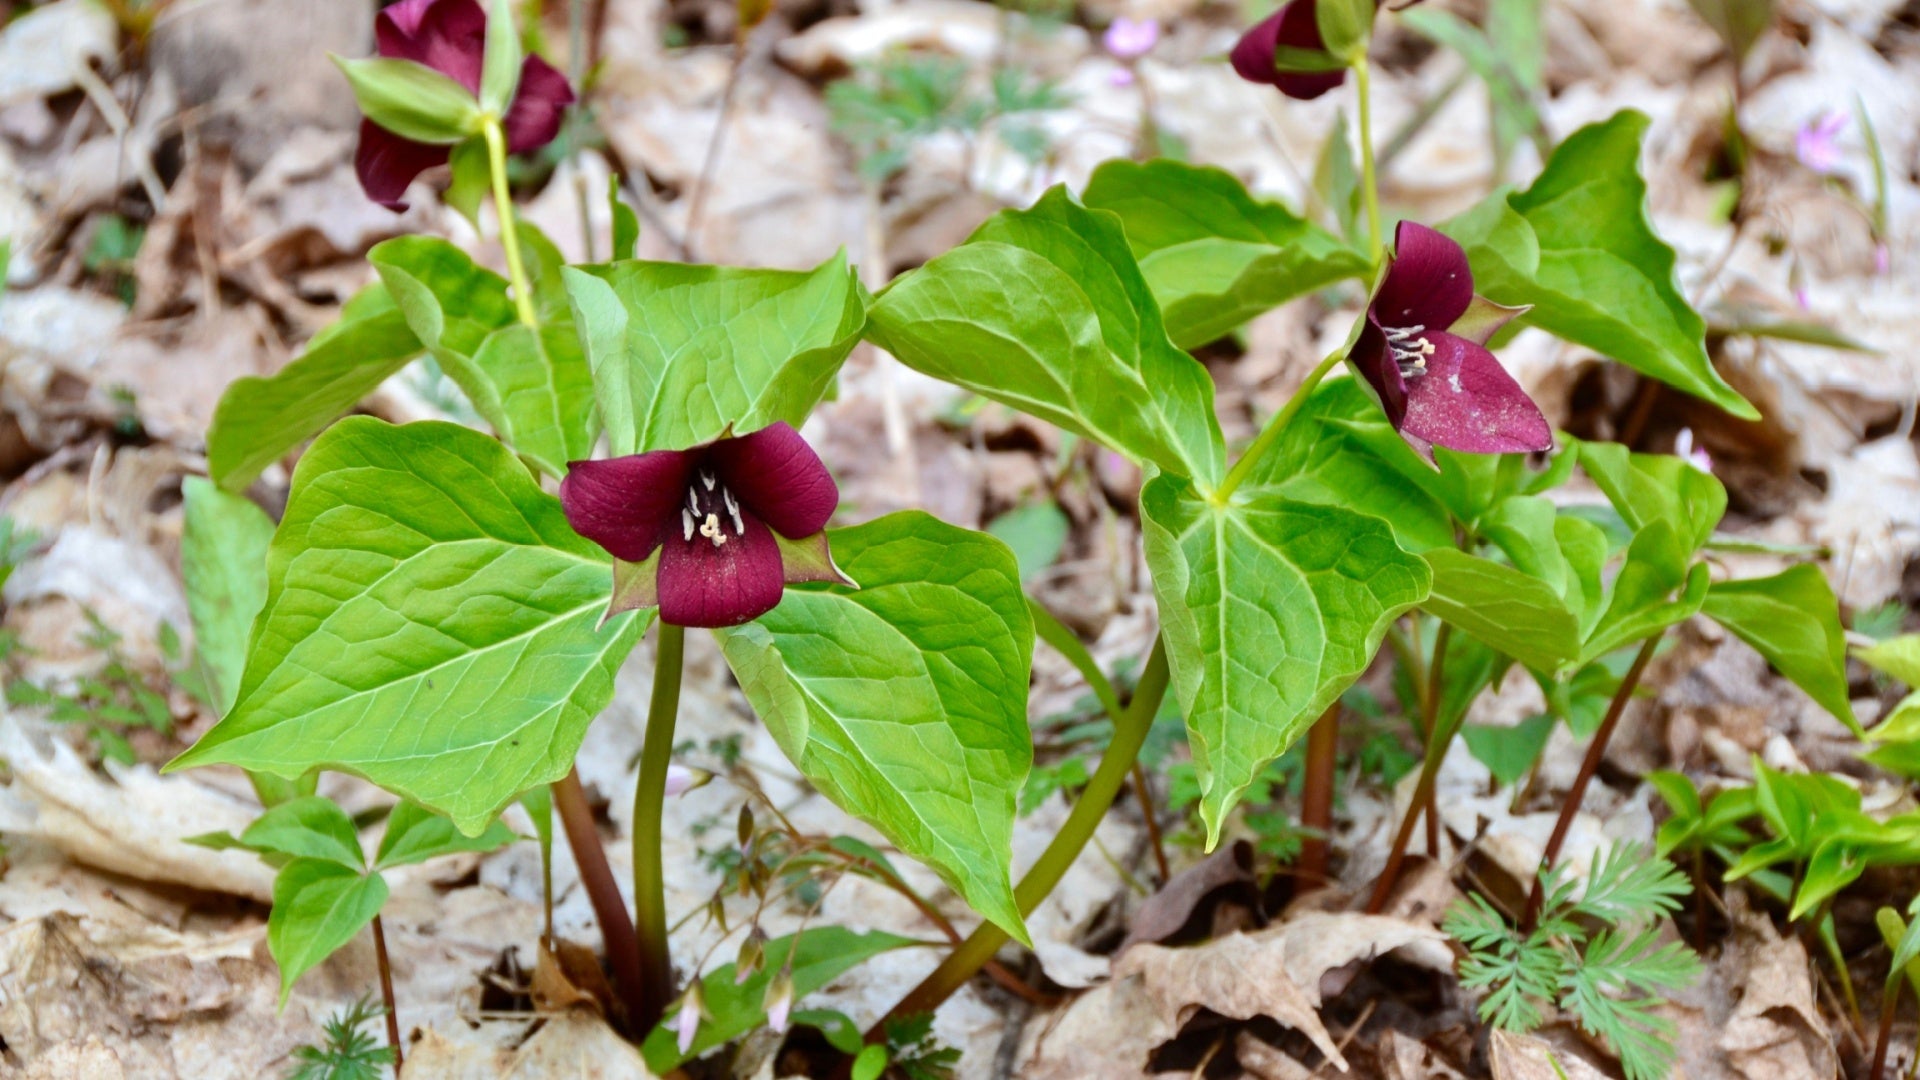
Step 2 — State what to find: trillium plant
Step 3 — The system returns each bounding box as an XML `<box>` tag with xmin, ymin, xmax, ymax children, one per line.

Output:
<box><xmin>164</xmin><ymin>0</ymin><xmax>1856</xmax><ymax>1075</ymax></box>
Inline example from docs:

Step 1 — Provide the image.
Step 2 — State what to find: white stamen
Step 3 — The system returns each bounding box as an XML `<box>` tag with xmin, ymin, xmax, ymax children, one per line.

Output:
<box><xmin>1383</xmin><ymin>324</ymin><xmax>1436</xmax><ymax>378</ymax></box>
<box><xmin>700</xmin><ymin>470</ymin><xmax>717</xmax><ymax>491</ymax></box>
<box><xmin>699</xmin><ymin>512</ymin><xmax>727</xmax><ymax>547</ymax></box>
<box><xmin>688</xmin><ymin>488</ymin><xmax>700</xmax><ymax>514</ymax></box>
<box><xmin>730</xmin><ymin>504</ymin><xmax>746</xmax><ymax>536</ymax></box>
<box><xmin>683</xmin><ymin>509</ymin><xmax>695</xmax><ymax>541</ymax></box>
<box><xmin>723</xmin><ymin>489</ymin><xmax>738</xmax><ymax>514</ymax></box>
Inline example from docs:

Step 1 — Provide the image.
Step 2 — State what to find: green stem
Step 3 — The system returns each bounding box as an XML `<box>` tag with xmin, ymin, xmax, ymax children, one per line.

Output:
<box><xmin>631</xmin><ymin>620</ymin><xmax>686</xmax><ymax>1032</ymax></box>
<box><xmin>1216</xmin><ymin>349</ymin><xmax>1344</xmax><ymax>501</ymax></box>
<box><xmin>1355</xmin><ymin>57</ymin><xmax>1384</xmax><ymax>264</ymax></box>
<box><xmin>481</xmin><ymin>118</ymin><xmax>539</xmax><ymax>328</ymax></box>
<box><xmin>873</xmin><ymin>636</ymin><xmax>1170</xmax><ymax>1031</ymax></box>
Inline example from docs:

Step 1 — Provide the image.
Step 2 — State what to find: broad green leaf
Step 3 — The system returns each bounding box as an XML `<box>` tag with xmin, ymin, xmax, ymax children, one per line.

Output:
<box><xmin>181</xmin><ymin>479</ymin><xmax>275</xmax><ymax>713</ymax></box>
<box><xmin>641</xmin><ymin>928</ymin><xmax>921</xmax><ymax>1070</ymax></box>
<box><xmin>1443</xmin><ymin>112</ymin><xmax>1758</xmax><ymax>419</ymax></box>
<box><xmin>610</xmin><ymin>176</ymin><xmax>640</xmax><ymax>261</ymax></box>
<box><xmin>1582</xmin><ymin>523</ymin><xmax>1711</xmax><ymax>661</ymax></box>
<box><xmin>167</xmin><ymin>418</ymin><xmax>644</xmax><ymax>834</ymax></box>
<box><xmin>1421</xmin><ymin>548</ymin><xmax>1580</xmax><ymax>673</ymax></box>
<box><xmin>1241</xmin><ymin>378</ymin><xmax>1452</xmax><ymax>553</ymax></box>
<box><xmin>1462</xmin><ymin>713</ymin><xmax>1556</xmax><ymax>787</ymax></box>
<box><xmin>1079</xmin><ymin>160</ymin><xmax>1370</xmax><ymax>348</ymax></box>
<box><xmin>331</xmin><ymin>57</ymin><xmax>482</xmax><ymax>144</ymax></box>
<box><xmin>1478</xmin><ymin>496</ymin><xmax>1609</xmax><ymax>639</ymax></box>
<box><xmin>370</xmin><ymin>236</ymin><xmax>595</xmax><ymax>477</ymax></box>
<box><xmin>269</xmin><ymin>859</ymin><xmax>389</xmax><ymax>1005</ymax></box>
<box><xmin>716</xmin><ymin>512</ymin><xmax>1034</xmax><ymax>941</ymax></box>
<box><xmin>375</xmin><ymin>799</ymin><xmax>518</xmax><ymax>870</ymax></box>
<box><xmin>445</xmin><ymin>136</ymin><xmax>490</xmax><ymax>229</ymax></box>
<box><xmin>1576</xmin><ymin>440</ymin><xmax>1727</xmax><ymax>555</ymax></box>
<box><xmin>564</xmin><ymin>253</ymin><xmax>865</xmax><ymax>455</ymax></box>
<box><xmin>1858</xmin><ymin>635</ymin><xmax>1920</xmax><ymax>687</ymax></box>
<box><xmin>240</xmin><ymin>796</ymin><xmax>365</xmax><ymax>869</ymax></box>
<box><xmin>867</xmin><ymin>186</ymin><xmax>1225</xmax><ymax>485</ymax></box>
<box><xmin>1140</xmin><ymin>476</ymin><xmax>1429</xmax><ymax>845</ymax></box>
<box><xmin>1703</xmin><ymin>565</ymin><xmax>1856</xmax><ymax>734</ymax></box>
<box><xmin>206</xmin><ymin>285</ymin><xmax>422</xmax><ymax>492</ymax></box>
<box><xmin>985</xmin><ymin>502</ymin><xmax>1069</xmax><ymax>583</ymax></box>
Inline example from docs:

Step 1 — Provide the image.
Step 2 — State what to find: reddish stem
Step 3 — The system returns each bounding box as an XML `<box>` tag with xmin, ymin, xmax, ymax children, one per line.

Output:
<box><xmin>1521</xmin><ymin>636</ymin><xmax>1658</xmax><ymax>930</ymax></box>
<box><xmin>552</xmin><ymin>767</ymin><xmax>648</xmax><ymax>1028</ymax></box>
<box><xmin>1298</xmin><ymin>704</ymin><xmax>1340</xmax><ymax>885</ymax></box>
<box><xmin>371</xmin><ymin>914</ymin><xmax>403</xmax><ymax>1072</ymax></box>
<box><xmin>1365</xmin><ymin>624</ymin><xmax>1452</xmax><ymax>913</ymax></box>
<box><xmin>1874</xmin><ymin>983</ymin><xmax>1901</xmax><ymax>1080</ymax></box>
<box><xmin>1132</xmin><ymin>762</ymin><xmax>1171</xmax><ymax>884</ymax></box>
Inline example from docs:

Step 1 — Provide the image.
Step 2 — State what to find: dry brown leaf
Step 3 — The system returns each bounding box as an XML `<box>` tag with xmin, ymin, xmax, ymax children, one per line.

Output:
<box><xmin>1717</xmin><ymin>908</ymin><xmax>1838</xmax><ymax>1080</ymax></box>
<box><xmin>1018</xmin><ymin>975</ymin><xmax>1173</xmax><ymax>1080</ymax></box>
<box><xmin>1236</xmin><ymin>1030</ymin><xmax>1317</xmax><ymax>1080</ymax></box>
<box><xmin>1116</xmin><ymin>839</ymin><xmax>1256</xmax><ymax>955</ymax></box>
<box><xmin>1380</xmin><ymin>1028</ymin><xmax>1469</xmax><ymax>1080</ymax></box>
<box><xmin>405</xmin><ymin>1011</ymin><xmax>655</xmax><ymax>1079</ymax></box>
<box><xmin>1488</xmin><ymin>1029</ymin><xmax>1614</xmax><ymax>1080</ymax></box>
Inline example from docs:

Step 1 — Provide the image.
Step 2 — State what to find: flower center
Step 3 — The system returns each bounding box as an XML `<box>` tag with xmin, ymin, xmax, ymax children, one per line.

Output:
<box><xmin>1384</xmin><ymin>324</ymin><xmax>1435</xmax><ymax>378</ymax></box>
<box><xmin>681</xmin><ymin>470</ymin><xmax>746</xmax><ymax>548</ymax></box>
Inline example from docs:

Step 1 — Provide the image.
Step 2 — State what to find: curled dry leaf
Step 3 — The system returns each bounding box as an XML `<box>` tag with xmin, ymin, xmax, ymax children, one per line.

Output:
<box><xmin>1488</xmin><ymin>1028</ymin><xmax>1615</xmax><ymax>1080</ymax></box>
<box><xmin>0</xmin><ymin>719</ymin><xmax>275</xmax><ymax>902</ymax></box>
<box><xmin>1116</xmin><ymin>839</ymin><xmax>1257</xmax><ymax>955</ymax></box>
<box><xmin>1716</xmin><ymin>906</ymin><xmax>1838</xmax><ymax>1080</ymax></box>
<box><xmin>404</xmin><ymin>1011</ymin><xmax>656</xmax><ymax>1079</ymax></box>
<box><xmin>1111</xmin><ymin>912</ymin><xmax>1450</xmax><ymax>1072</ymax></box>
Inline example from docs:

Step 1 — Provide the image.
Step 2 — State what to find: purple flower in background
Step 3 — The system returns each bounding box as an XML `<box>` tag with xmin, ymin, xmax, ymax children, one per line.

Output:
<box><xmin>1794</xmin><ymin>111</ymin><xmax>1847</xmax><ymax>175</ymax></box>
<box><xmin>1230</xmin><ymin>0</ymin><xmax>1349</xmax><ymax>101</ymax></box>
<box><xmin>1674</xmin><ymin>428</ymin><xmax>1713</xmax><ymax>473</ymax></box>
<box><xmin>663</xmin><ymin>764</ymin><xmax>713</xmax><ymax>797</ymax></box>
<box><xmin>1104</xmin><ymin>17</ymin><xmax>1160</xmax><ymax>60</ymax></box>
<box><xmin>560</xmin><ymin>423</ymin><xmax>848</xmax><ymax>629</ymax></box>
<box><xmin>1876</xmin><ymin>243</ymin><xmax>1891</xmax><ymax>275</ymax></box>
<box><xmin>1348</xmin><ymin>222</ymin><xmax>1553</xmax><ymax>458</ymax></box>
<box><xmin>674</xmin><ymin>984</ymin><xmax>704</xmax><ymax>1055</ymax></box>
<box><xmin>355</xmin><ymin>0</ymin><xmax>575</xmax><ymax>210</ymax></box>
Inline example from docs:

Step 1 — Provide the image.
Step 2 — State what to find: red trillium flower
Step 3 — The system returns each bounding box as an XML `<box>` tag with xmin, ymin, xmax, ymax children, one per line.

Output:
<box><xmin>560</xmin><ymin>423</ymin><xmax>848</xmax><ymax>629</ymax></box>
<box><xmin>1230</xmin><ymin>0</ymin><xmax>1354</xmax><ymax>101</ymax></box>
<box><xmin>356</xmin><ymin>0</ymin><xmax>575</xmax><ymax>210</ymax></box>
<box><xmin>1349</xmin><ymin>222</ymin><xmax>1553</xmax><ymax>459</ymax></box>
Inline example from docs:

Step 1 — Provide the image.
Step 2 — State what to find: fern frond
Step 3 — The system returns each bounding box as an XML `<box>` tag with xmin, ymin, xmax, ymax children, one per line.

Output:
<box><xmin>1575</xmin><ymin>843</ymin><xmax>1691</xmax><ymax>926</ymax></box>
<box><xmin>1558</xmin><ymin>928</ymin><xmax>1702</xmax><ymax>1080</ymax></box>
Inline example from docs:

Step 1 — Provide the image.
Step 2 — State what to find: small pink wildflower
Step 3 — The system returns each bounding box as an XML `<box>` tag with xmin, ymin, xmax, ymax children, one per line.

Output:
<box><xmin>1794</xmin><ymin>111</ymin><xmax>1847</xmax><ymax>175</ymax></box>
<box><xmin>1103</xmin><ymin>17</ymin><xmax>1160</xmax><ymax>61</ymax></box>
<box><xmin>1675</xmin><ymin>428</ymin><xmax>1712</xmax><ymax>473</ymax></box>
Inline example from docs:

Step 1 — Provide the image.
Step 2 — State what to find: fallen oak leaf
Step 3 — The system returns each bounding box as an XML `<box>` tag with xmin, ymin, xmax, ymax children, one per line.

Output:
<box><xmin>1116</xmin><ymin>839</ymin><xmax>1257</xmax><ymax>955</ymax></box>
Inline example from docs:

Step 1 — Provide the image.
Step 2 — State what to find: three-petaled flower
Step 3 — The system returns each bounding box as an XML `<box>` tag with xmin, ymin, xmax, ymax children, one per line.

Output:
<box><xmin>1348</xmin><ymin>222</ymin><xmax>1553</xmax><ymax>459</ymax></box>
<box><xmin>355</xmin><ymin>0</ymin><xmax>575</xmax><ymax>210</ymax></box>
<box><xmin>1230</xmin><ymin>0</ymin><xmax>1359</xmax><ymax>101</ymax></box>
<box><xmin>560</xmin><ymin>423</ymin><xmax>848</xmax><ymax>629</ymax></box>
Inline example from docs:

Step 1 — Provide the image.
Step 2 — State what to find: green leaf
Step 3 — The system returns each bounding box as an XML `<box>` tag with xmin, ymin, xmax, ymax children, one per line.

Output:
<box><xmin>867</xmin><ymin>186</ymin><xmax>1225</xmax><ymax>485</ymax></box>
<box><xmin>331</xmin><ymin>56</ymin><xmax>482</xmax><ymax>145</ymax></box>
<box><xmin>181</xmin><ymin>479</ymin><xmax>275</xmax><ymax>713</ymax></box>
<box><xmin>1684</xmin><ymin>0</ymin><xmax>1775</xmax><ymax>61</ymax></box>
<box><xmin>1858</xmin><ymin>635</ymin><xmax>1920</xmax><ymax>687</ymax></box>
<box><xmin>1479</xmin><ymin>496</ymin><xmax>1609</xmax><ymax>639</ymax></box>
<box><xmin>985</xmin><ymin>502</ymin><xmax>1069</xmax><ymax>583</ymax></box>
<box><xmin>716</xmin><ymin>512</ymin><xmax>1034</xmax><ymax>941</ymax></box>
<box><xmin>641</xmin><ymin>928</ymin><xmax>921</xmax><ymax>1070</ymax></box>
<box><xmin>478</xmin><ymin>0</ymin><xmax>522</xmax><ymax>115</ymax></box>
<box><xmin>1422</xmin><ymin>548</ymin><xmax>1580</xmax><ymax>674</ymax></box>
<box><xmin>609</xmin><ymin>176</ymin><xmax>640</xmax><ymax>261</ymax></box>
<box><xmin>370</xmin><ymin>237</ymin><xmax>595</xmax><ymax>478</ymax></box>
<box><xmin>167</xmin><ymin>418</ymin><xmax>644</xmax><ymax>835</ymax></box>
<box><xmin>241</xmin><ymin>796</ymin><xmax>365</xmax><ymax>869</ymax></box>
<box><xmin>1313</xmin><ymin>115</ymin><xmax>1364</xmax><ymax>246</ymax></box>
<box><xmin>1462</xmin><ymin>714</ymin><xmax>1556</xmax><ymax>787</ymax></box>
<box><xmin>269</xmin><ymin>859</ymin><xmax>389</xmax><ymax>1005</ymax></box>
<box><xmin>444</xmin><ymin>136</ymin><xmax>491</xmax><ymax>231</ymax></box>
<box><xmin>206</xmin><ymin>285</ymin><xmax>422</xmax><ymax>492</ymax></box>
<box><xmin>1242</xmin><ymin>380</ymin><xmax>1454</xmax><ymax>553</ymax></box>
<box><xmin>1582</xmin><ymin>523</ymin><xmax>1710</xmax><ymax>662</ymax></box>
<box><xmin>1079</xmin><ymin>159</ymin><xmax>1371</xmax><ymax>348</ymax></box>
<box><xmin>1314</xmin><ymin>0</ymin><xmax>1376</xmax><ymax>61</ymax></box>
<box><xmin>1576</xmin><ymin>440</ymin><xmax>1727</xmax><ymax>556</ymax></box>
<box><xmin>374</xmin><ymin>799</ymin><xmax>518</xmax><ymax>871</ymax></box>
<box><xmin>564</xmin><ymin>253</ymin><xmax>866</xmax><ymax>455</ymax></box>
<box><xmin>851</xmin><ymin>1044</ymin><xmax>889</xmax><ymax>1080</ymax></box>
<box><xmin>1703</xmin><ymin>565</ymin><xmax>1856</xmax><ymax>734</ymax></box>
<box><xmin>1140</xmin><ymin>476</ymin><xmax>1430</xmax><ymax>846</ymax></box>
<box><xmin>1443</xmin><ymin>112</ymin><xmax>1758</xmax><ymax>419</ymax></box>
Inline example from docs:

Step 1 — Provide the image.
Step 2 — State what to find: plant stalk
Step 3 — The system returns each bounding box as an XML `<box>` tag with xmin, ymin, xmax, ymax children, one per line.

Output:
<box><xmin>1365</xmin><ymin>622</ymin><xmax>1455</xmax><ymax>914</ymax></box>
<box><xmin>552</xmin><ymin>767</ymin><xmax>647</xmax><ymax>1026</ymax></box>
<box><xmin>1217</xmin><ymin>349</ymin><xmax>1345</xmax><ymax>501</ymax></box>
<box><xmin>1423</xmin><ymin>622</ymin><xmax>1450</xmax><ymax>857</ymax></box>
<box><xmin>1874</xmin><ymin>981</ymin><xmax>1901</xmax><ymax>1080</ymax></box>
<box><xmin>632</xmin><ymin>619</ymin><xmax>687</xmax><ymax>1032</ymax></box>
<box><xmin>872</xmin><ymin>637</ymin><xmax>1170</xmax><ymax>1032</ymax></box>
<box><xmin>1521</xmin><ymin>635</ymin><xmax>1659</xmax><ymax>930</ymax></box>
<box><xmin>1132</xmin><ymin>761</ymin><xmax>1171</xmax><ymax>884</ymax></box>
<box><xmin>481</xmin><ymin>118</ymin><xmax>539</xmax><ymax>328</ymax></box>
<box><xmin>1354</xmin><ymin>57</ymin><xmax>1384</xmax><ymax>264</ymax></box>
<box><xmin>1298</xmin><ymin>703</ymin><xmax>1340</xmax><ymax>886</ymax></box>
<box><xmin>370</xmin><ymin>913</ymin><xmax>403</xmax><ymax>1071</ymax></box>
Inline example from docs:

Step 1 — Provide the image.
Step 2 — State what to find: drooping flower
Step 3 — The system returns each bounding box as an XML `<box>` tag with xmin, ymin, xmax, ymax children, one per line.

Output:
<box><xmin>560</xmin><ymin>422</ymin><xmax>848</xmax><ymax>629</ymax></box>
<box><xmin>663</xmin><ymin>764</ymin><xmax>713</xmax><ymax>798</ymax></box>
<box><xmin>355</xmin><ymin>0</ymin><xmax>575</xmax><ymax>210</ymax></box>
<box><xmin>764</xmin><ymin>967</ymin><xmax>794</xmax><ymax>1034</ymax></box>
<box><xmin>1104</xmin><ymin>17</ymin><xmax>1160</xmax><ymax>60</ymax></box>
<box><xmin>674</xmin><ymin>983</ymin><xmax>704</xmax><ymax>1055</ymax></box>
<box><xmin>1347</xmin><ymin>221</ymin><xmax>1553</xmax><ymax>458</ymax></box>
<box><xmin>1229</xmin><ymin>0</ymin><xmax>1353</xmax><ymax>101</ymax></box>
<box><xmin>1794</xmin><ymin>111</ymin><xmax>1847</xmax><ymax>175</ymax></box>
<box><xmin>1674</xmin><ymin>428</ymin><xmax>1713</xmax><ymax>473</ymax></box>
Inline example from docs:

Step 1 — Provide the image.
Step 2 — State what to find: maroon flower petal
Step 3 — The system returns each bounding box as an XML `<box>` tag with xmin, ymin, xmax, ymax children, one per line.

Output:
<box><xmin>376</xmin><ymin>0</ymin><xmax>487</xmax><ymax>93</ymax></box>
<box><xmin>355</xmin><ymin>119</ymin><xmax>451</xmax><ymax>211</ymax></box>
<box><xmin>1347</xmin><ymin>316</ymin><xmax>1410</xmax><ymax>430</ymax></box>
<box><xmin>657</xmin><ymin>512</ymin><xmax>786</xmax><ymax>628</ymax></box>
<box><xmin>1229</xmin><ymin>2</ymin><xmax>1346</xmax><ymax>100</ymax></box>
<box><xmin>707</xmin><ymin>423</ymin><xmax>838</xmax><ymax>540</ymax></box>
<box><xmin>560</xmin><ymin>451</ymin><xmax>694</xmax><ymax>563</ymax></box>
<box><xmin>1398</xmin><ymin>331</ymin><xmax>1553</xmax><ymax>455</ymax></box>
<box><xmin>1372</xmin><ymin>221</ymin><xmax>1474</xmax><ymax>332</ymax></box>
<box><xmin>503</xmin><ymin>53</ymin><xmax>576</xmax><ymax>155</ymax></box>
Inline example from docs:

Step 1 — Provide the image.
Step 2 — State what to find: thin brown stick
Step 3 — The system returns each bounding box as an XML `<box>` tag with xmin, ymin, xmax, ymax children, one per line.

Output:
<box><xmin>1423</xmin><ymin>624</ymin><xmax>1451</xmax><ymax>857</ymax></box>
<box><xmin>371</xmin><ymin>914</ymin><xmax>403</xmax><ymax>1071</ymax></box>
<box><xmin>1132</xmin><ymin>762</ymin><xmax>1171</xmax><ymax>884</ymax></box>
<box><xmin>1875</xmin><ymin>983</ymin><xmax>1902</xmax><ymax>1080</ymax></box>
<box><xmin>551</xmin><ymin>768</ymin><xmax>647</xmax><ymax>1028</ymax></box>
<box><xmin>1298</xmin><ymin>704</ymin><xmax>1340</xmax><ymax>885</ymax></box>
<box><xmin>1365</xmin><ymin>625</ymin><xmax>1452</xmax><ymax>913</ymax></box>
<box><xmin>1522</xmin><ymin>636</ymin><xmax>1659</xmax><ymax>930</ymax></box>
